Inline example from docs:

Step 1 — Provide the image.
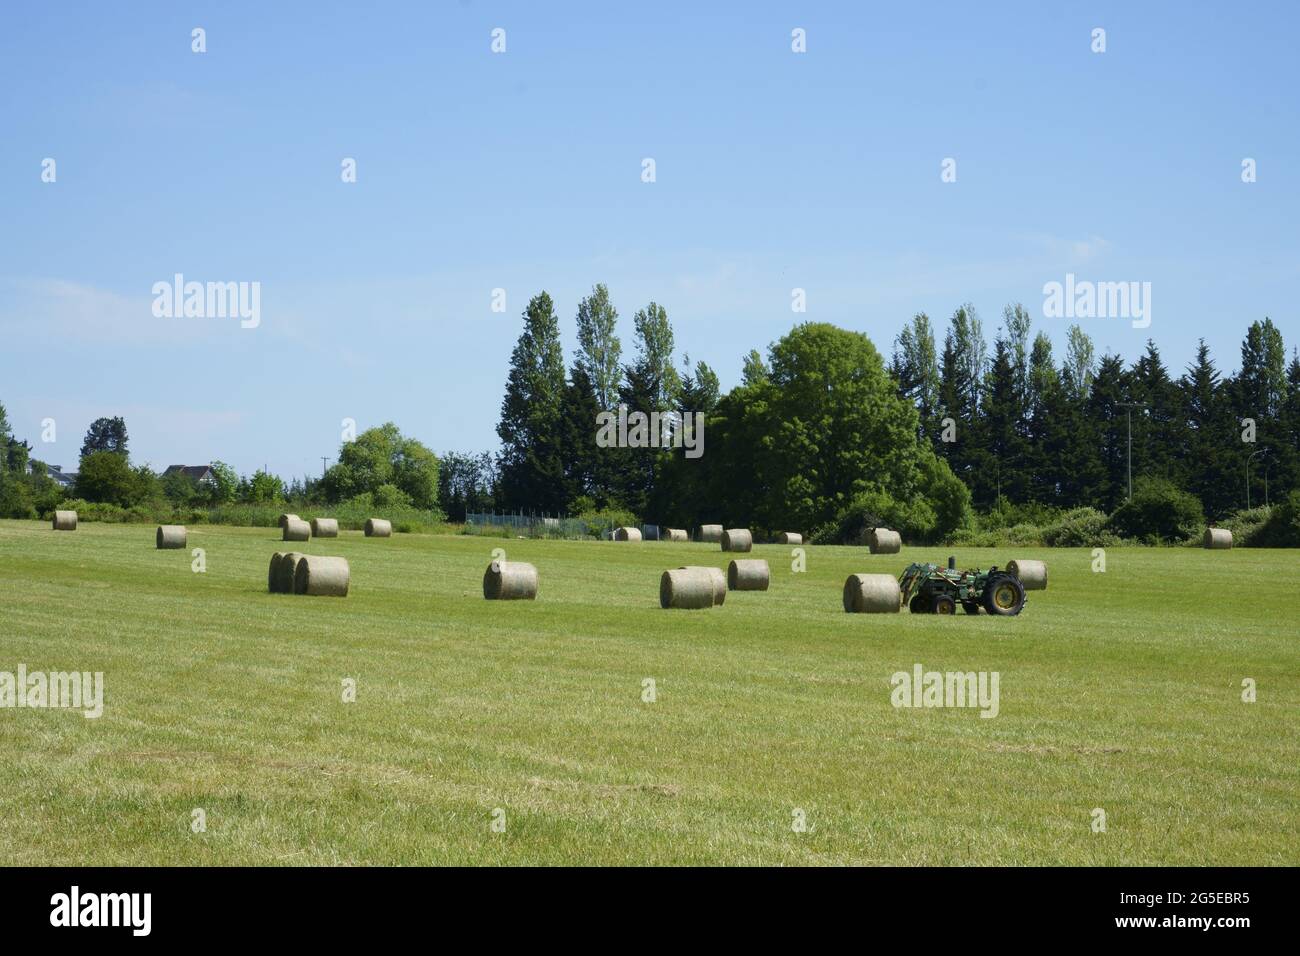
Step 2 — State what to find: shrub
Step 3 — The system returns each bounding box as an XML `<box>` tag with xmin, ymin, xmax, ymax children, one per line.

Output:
<box><xmin>1246</xmin><ymin>491</ymin><xmax>1300</xmax><ymax>548</ymax></box>
<box><xmin>916</xmin><ymin>449</ymin><xmax>971</xmax><ymax>540</ymax></box>
<box><xmin>574</xmin><ymin>506</ymin><xmax>639</xmax><ymax>539</ymax></box>
<box><xmin>48</xmin><ymin>498</ymin><xmax>132</xmax><ymax>522</ymax></box>
<box><xmin>813</xmin><ymin>489</ymin><xmax>936</xmax><ymax>545</ymax></box>
<box><xmin>372</xmin><ymin>483</ymin><xmax>413</xmax><ymax>510</ymax></box>
<box><xmin>0</xmin><ymin>478</ymin><xmax>37</xmax><ymax>519</ymax></box>
<box><xmin>1004</xmin><ymin>522</ymin><xmax>1045</xmax><ymax>547</ymax></box>
<box><xmin>1042</xmin><ymin>508</ymin><xmax>1118</xmax><ymax>548</ymax></box>
<box><xmin>1107</xmin><ymin>478</ymin><xmax>1204</xmax><ymax>543</ymax></box>
<box><xmin>946</xmin><ymin>523</ymin><xmax>1048</xmax><ymax>548</ymax></box>
<box><xmin>978</xmin><ymin>497</ymin><xmax>1061</xmax><ymax>532</ymax></box>
<box><xmin>1219</xmin><ymin>506</ymin><xmax>1273</xmax><ymax>546</ymax></box>
<box><xmin>942</xmin><ymin>504</ymin><xmax>1126</xmax><ymax>548</ymax></box>
<box><xmin>31</xmin><ymin>495</ymin><xmax>446</xmax><ymax>533</ymax></box>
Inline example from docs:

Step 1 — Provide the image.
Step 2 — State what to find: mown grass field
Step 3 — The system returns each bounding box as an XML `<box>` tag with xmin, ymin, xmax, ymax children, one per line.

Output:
<box><xmin>1</xmin><ymin>519</ymin><xmax>1296</xmax><ymax>865</ymax></box>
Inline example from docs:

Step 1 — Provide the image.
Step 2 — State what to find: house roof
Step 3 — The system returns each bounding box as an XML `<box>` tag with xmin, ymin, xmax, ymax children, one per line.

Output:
<box><xmin>163</xmin><ymin>464</ymin><xmax>214</xmax><ymax>480</ymax></box>
<box><xmin>29</xmin><ymin>461</ymin><xmax>77</xmax><ymax>486</ymax></box>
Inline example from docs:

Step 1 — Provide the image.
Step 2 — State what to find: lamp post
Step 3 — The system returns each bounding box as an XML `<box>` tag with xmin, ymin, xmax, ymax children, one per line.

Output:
<box><xmin>1246</xmin><ymin>448</ymin><xmax>1265</xmax><ymax>510</ymax></box>
<box><xmin>1117</xmin><ymin>402</ymin><xmax>1147</xmax><ymax>500</ymax></box>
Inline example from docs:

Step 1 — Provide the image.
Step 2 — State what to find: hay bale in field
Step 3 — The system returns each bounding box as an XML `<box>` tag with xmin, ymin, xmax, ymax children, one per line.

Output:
<box><xmin>294</xmin><ymin>555</ymin><xmax>350</xmax><ymax>597</ymax></box>
<box><xmin>614</xmin><ymin>526</ymin><xmax>642</xmax><ymax>542</ymax></box>
<box><xmin>843</xmin><ymin>573</ymin><xmax>902</xmax><ymax>613</ymax></box>
<box><xmin>52</xmin><ymin>510</ymin><xmax>77</xmax><ymax>531</ymax></box>
<box><xmin>679</xmin><ymin>565</ymin><xmax>726</xmax><ymax>605</ymax></box>
<box><xmin>364</xmin><ymin>518</ymin><xmax>392</xmax><ymax>538</ymax></box>
<box><xmin>663</xmin><ymin>528</ymin><xmax>688</xmax><ymax>542</ymax></box>
<box><xmin>776</xmin><ymin>532</ymin><xmax>802</xmax><ymax>545</ymax></box>
<box><xmin>1007</xmin><ymin>559</ymin><xmax>1048</xmax><ymax>591</ymax></box>
<box><xmin>697</xmin><ymin>524</ymin><xmax>723</xmax><ymax>543</ymax></box>
<box><xmin>642</xmin><ymin>524</ymin><xmax>660</xmax><ymax>541</ymax></box>
<box><xmin>311</xmin><ymin>517</ymin><xmax>339</xmax><ymax>538</ymax></box>
<box><xmin>267</xmin><ymin>552</ymin><xmax>285</xmax><ymax>592</ymax></box>
<box><xmin>1203</xmin><ymin>528</ymin><xmax>1233</xmax><ymax>550</ymax></box>
<box><xmin>283</xmin><ymin>517</ymin><xmax>310</xmax><ymax>541</ymax></box>
<box><xmin>660</xmin><ymin>567</ymin><xmax>717</xmax><ymax>609</ymax></box>
<box><xmin>274</xmin><ymin>551</ymin><xmax>305</xmax><ymax>593</ymax></box>
<box><xmin>721</xmin><ymin>528</ymin><xmax>753</xmax><ymax>553</ymax></box>
<box><xmin>482</xmin><ymin>560</ymin><xmax>539</xmax><ymax>600</ymax></box>
<box><xmin>278</xmin><ymin>513</ymin><xmax>299</xmax><ymax>530</ymax></box>
<box><xmin>156</xmin><ymin>525</ymin><xmax>187</xmax><ymax>549</ymax></box>
<box><xmin>727</xmin><ymin>559</ymin><xmax>770</xmax><ymax>591</ymax></box>
<box><xmin>868</xmin><ymin>528</ymin><xmax>902</xmax><ymax>554</ymax></box>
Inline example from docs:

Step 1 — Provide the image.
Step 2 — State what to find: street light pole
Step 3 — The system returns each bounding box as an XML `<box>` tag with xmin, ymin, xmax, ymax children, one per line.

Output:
<box><xmin>1117</xmin><ymin>402</ymin><xmax>1146</xmax><ymax>500</ymax></box>
<box><xmin>1246</xmin><ymin>449</ymin><xmax>1265</xmax><ymax>510</ymax></box>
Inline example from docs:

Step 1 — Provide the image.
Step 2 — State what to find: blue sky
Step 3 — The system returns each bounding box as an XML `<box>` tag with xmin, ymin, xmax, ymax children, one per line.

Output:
<box><xmin>2</xmin><ymin>1</ymin><xmax>1296</xmax><ymax>480</ymax></box>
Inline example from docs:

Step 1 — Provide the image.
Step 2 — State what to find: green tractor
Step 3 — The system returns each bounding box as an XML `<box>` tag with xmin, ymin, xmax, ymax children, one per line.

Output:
<box><xmin>899</xmin><ymin>557</ymin><xmax>1027</xmax><ymax>616</ymax></box>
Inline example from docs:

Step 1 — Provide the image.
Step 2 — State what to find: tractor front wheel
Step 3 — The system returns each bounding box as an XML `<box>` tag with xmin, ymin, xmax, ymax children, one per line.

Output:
<box><xmin>932</xmin><ymin>595</ymin><xmax>956</xmax><ymax>615</ymax></box>
<box><xmin>982</xmin><ymin>574</ymin><xmax>1026</xmax><ymax>616</ymax></box>
<box><xmin>909</xmin><ymin>594</ymin><xmax>931</xmax><ymax>614</ymax></box>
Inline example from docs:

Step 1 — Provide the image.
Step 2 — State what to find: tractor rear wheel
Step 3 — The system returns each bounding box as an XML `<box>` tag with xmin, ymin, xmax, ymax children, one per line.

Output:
<box><xmin>932</xmin><ymin>595</ymin><xmax>956</xmax><ymax>615</ymax></box>
<box><xmin>982</xmin><ymin>574</ymin><xmax>1026</xmax><ymax>616</ymax></box>
<box><xmin>909</xmin><ymin>594</ymin><xmax>931</xmax><ymax>614</ymax></box>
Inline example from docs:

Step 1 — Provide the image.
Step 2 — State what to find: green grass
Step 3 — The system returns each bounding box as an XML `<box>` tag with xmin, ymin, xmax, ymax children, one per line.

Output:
<box><xmin>1</xmin><ymin>519</ymin><xmax>1296</xmax><ymax>865</ymax></box>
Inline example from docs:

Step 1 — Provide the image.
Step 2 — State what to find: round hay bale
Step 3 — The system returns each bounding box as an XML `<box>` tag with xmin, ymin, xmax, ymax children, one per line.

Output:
<box><xmin>843</xmin><ymin>573</ymin><xmax>902</xmax><ymax>613</ymax></box>
<box><xmin>727</xmin><ymin>559</ymin><xmax>770</xmax><ymax>591</ymax></box>
<box><xmin>156</xmin><ymin>525</ymin><xmax>187</xmax><ymax>549</ymax></box>
<box><xmin>1204</xmin><ymin>528</ymin><xmax>1233</xmax><ymax>550</ymax></box>
<box><xmin>721</xmin><ymin>528</ymin><xmax>753</xmax><ymax>553</ymax></box>
<box><xmin>663</xmin><ymin>528</ymin><xmax>689</xmax><ymax>542</ymax></box>
<box><xmin>868</xmin><ymin>528</ymin><xmax>902</xmax><ymax>554</ymax></box>
<box><xmin>52</xmin><ymin>510</ymin><xmax>77</xmax><ymax>531</ymax></box>
<box><xmin>294</xmin><ymin>555</ymin><xmax>350</xmax><ymax>597</ymax></box>
<box><xmin>660</xmin><ymin>568</ymin><xmax>716</xmax><ymax>609</ymax></box>
<box><xmin>311</xmin><ymin>517</ymin><xmax>339</xmax><ymax>538</ymax></box>
<box><xmin>483</xmin><ymin>560</ymin><xmax>539</xmax><ymax>600</ymax></box>
<box><xmin>275</xmin><ymin>551</ymin><xmax>305</xmax><ymax>594</ymax></box>
<box><xmin>277</xmin><ymin>513</ymin><xmax>299</xmax><ymax>530</ymax></box>
<box><xmin>1007</xmin><ymin>558</ymin><xmax>1048</xmax><ymax>591</ymax></box>
<box><xmin>267</xmin><ymin>552</ymin><xmax>286</xmax><ymax>593</ymax></box>
<box><xmin>282</xmin><ymin>517</ymin><xmax>310</xmax><ymax>542</ymax></box>
<box><xmin>614</xmin><ymin>527</ymin><xmax>642</xmax><ymax>542</ymax></box>
<box><xmin>679</xmin><ymin>566</ymin><xmax>726</xmax><ymax>605</ymax></box>
<box><xmin>776</xmin><ymin>532</ymin><xmax>802</xmax><ymax>545</ymax></box>
<box><xmin>364</xmin><ymin>518</ymin><xmax>392</xmax><ymax>538</ymax></box>
<box><xmin>697</xmin><ymin>524</ymin><xmax>723</xmax><ymax>543</ymax></box>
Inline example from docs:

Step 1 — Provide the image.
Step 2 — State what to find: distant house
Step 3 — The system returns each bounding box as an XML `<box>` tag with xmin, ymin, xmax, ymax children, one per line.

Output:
<box><xmin>28</xmin><ymin>461</ymin><xmax>77</xmax><ymax>489</ymax></box>
<box><xmin>163</xmin><ymin>464</ymin><xmax>217</xmax><ymax>486</ymax></box>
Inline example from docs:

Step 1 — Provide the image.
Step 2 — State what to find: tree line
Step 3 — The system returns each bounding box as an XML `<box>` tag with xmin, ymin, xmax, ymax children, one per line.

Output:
<box><xmin>0</xmin><ymin>407</ymin><xmax>444</xmax><ymax>522</ymax></box>
<box><xmin>3</xmin><ymin>292</ymin><xmax>1294</xmax><ymax>539</ymax></box>
<box><xmin>892</xmin><ymin>307</ymin><xmax>1296</xmax><ymax>519</ymax></box>
<box><xmin>479</xmin><ymin>288</ymin><xmax>1298</xmax><ymax>534</ymax></box>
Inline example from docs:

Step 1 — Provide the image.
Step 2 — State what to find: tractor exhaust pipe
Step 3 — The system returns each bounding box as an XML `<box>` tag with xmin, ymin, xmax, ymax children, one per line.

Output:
<box><xmin>948</xmin><ymin>556</ymin><xmax>956</xmax><ymax>570</ymax></box>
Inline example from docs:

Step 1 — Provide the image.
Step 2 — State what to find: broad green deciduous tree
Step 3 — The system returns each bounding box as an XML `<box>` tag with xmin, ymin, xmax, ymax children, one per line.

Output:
<box><xmin>321</xmin><ymin>424</ymin><xmax>440</xmax><ymax>510</ymax></box>
<box><xmin>75</xmin><ymin>450</ymin><xmax>139</xmax><ymax>505</ymax></box>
